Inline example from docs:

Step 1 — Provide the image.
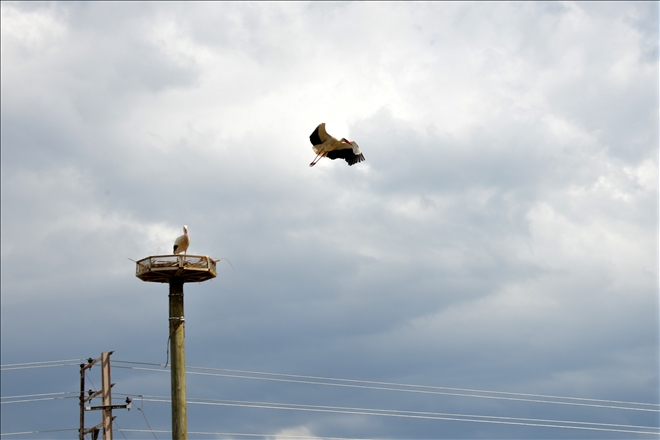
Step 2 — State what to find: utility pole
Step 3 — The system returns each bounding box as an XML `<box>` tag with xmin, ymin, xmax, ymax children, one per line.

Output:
<box><xmin>80</xmin><ymin>357</ymin><xmax>100</xmax><ymax>440</ymax></box>
<box><xmin>80</xmin><ymin>352</ymin><xmax>131</xmax><ymax>440</ymax></box>
<box><xmin>135</xmin><ymin>254</ymin><xmax>217</xmax><ymax>440</ymax></box>
<box><xmin>101</xmin><ymin>352</ymin><xmax>113</xmax><ymax>440</ymax></box>
<box><xmin>170</xmin><ymin>279</ymin><xmax>187</xmax><ymax>440</ymax></box>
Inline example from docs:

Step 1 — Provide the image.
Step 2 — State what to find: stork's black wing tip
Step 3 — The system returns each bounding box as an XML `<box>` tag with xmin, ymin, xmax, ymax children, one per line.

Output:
<box><xmin>347</xmin><ymin>153</ymin><xmax>365</xmax><ymax>166</ymax></box>
<box><xmin>309</xmin><ymin>124</ymin><xmax>322</xmax><ymax>146</ymax></box>
<box><xmin>326</xmin><ymin>149</ymin><xmax>365</xmax><ymax>166</ymax></box>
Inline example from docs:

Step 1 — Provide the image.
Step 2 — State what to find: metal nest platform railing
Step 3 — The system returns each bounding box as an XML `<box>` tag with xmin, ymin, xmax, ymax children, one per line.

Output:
<box><xmin>135</xmin><ymin>255</ymin><xmax>217</xmax><ymax>284</ymax></box>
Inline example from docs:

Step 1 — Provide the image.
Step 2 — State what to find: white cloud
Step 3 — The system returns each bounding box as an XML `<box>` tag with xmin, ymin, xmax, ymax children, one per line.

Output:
<box><xmin>0</xmin><ymin>3</ymin><xmax>67</xmax><ymax>54</ymax></box>
<box><xmin>267</xmin><ymin>425</ymin><xmax>319</xmax><ymax>440</ymax></box>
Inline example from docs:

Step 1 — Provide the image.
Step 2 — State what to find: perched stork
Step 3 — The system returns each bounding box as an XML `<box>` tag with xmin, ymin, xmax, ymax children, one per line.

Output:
<box><xmin>173</xmin><ymin>225</ymin><xmax>189</xmax><ymax>255</ymax></box>
<box><xmin>309</xmin><ymin>123</ymin><xmax>365</xmax><ymax>167</ymax></box>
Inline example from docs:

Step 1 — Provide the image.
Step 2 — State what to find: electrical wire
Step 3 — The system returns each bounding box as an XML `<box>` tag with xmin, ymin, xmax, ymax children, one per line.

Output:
<box><xmin>1</xmin><ymin>396</ymin><xmax>77</xmax><ymax>405</ymax></box>
<box><xmin>5</xmin><ymin>358</ymin><xmax>653</xmax><ymax>412</ymax></box>
<box><xmin>1</xmin><ymin>359</ymin><xmax>83</xmax><ymax>368</ymax></box>
<box><xmin>113</xmin><ymin>364</ymin><xmax>659</xmax><ymax>413</ymax></box>
<box><xmin>1</xmin><ymin>392</ymin><xmax>655</xmax><ymax>437</ymax></box>
<box><xmin>112</xmin><ymin>417</ymin><xmax>128</xmax><ymax>440</ymax></box>
<box><xmin>3</xmin><ymin>358</ymin><xmax>657</xmax><ymax>438</ymax></box>
<box><xmin>86</xmin><ymin>371</ymin><xmax>98</xmax><ymax>393</ymax></box>
<box><xmin>186</xmin><ymin>364</ymin><xmax>660</xmax><ymax>409</ymax></box>
<box><xmin>0</xmin><ymin>428</ymin><xmax>78</xmax><ymax>436</ymax></box>
<box><xmin>1</xmin><ymin>392</ymin><xmax>78</xmax><ymax>400</ymax></box>
<box><xmin>135</xmin><ymin>395</ymin><xmax>159</xmax><ymax>440</ymax></box>
<box><xmin>136</xmin><ymin>396</ymin><xmax>660</xmax><ymax>436</ymax></box>
<box><xmin>115</xmin><ymin>360</ymin><xmax>660</xmax><ymax>409</ymax></box>
<box><xmin>132</xmin><ymin>393</ymin><xmax>660</xmax><ymax>431</ymax></box>
<box><xmin>1</xmin><ymin>363</ymin><xmax>82</xmax><ymax>371</ymax></box>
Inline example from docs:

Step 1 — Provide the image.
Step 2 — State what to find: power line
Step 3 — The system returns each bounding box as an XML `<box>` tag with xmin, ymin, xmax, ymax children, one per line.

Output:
<box><xmin>1</xmin><ymin>392</ymin><xmax>78</xmax><ymax>400</ymax></box>
<box><xmin>112</xmin><ymin>417</ymin><xmax>128</xmax><ymax>440</ymax></box>
<box><xmin>6</xmin><ymin>389</ymin><xmax>654</xmax><ymax>436</ymax></box>
<box><xmin>112</xmin><ymin>392</ymin><xmax>660</xmax><ymax>437</ymax></box>
<box><xmin>186</xmin><ymin>397</ymin><xmax>659</xmax><ymax>432</ymax></box>
<box><xmin>113</xmin><ymin>364</ymin><xmax>659</xmax><ymax>413</ymax></box>
<box><xmin>1</xmin><ymin>363</ymin><xmax>82</xmax><ymax>371</ymax></box>
<box><xmin>134</xmin><ymin>395</ymin><xmax>159</xmax><ymax>440</ymax></box>
<box><xmin>1</xmin><ymin>396</ymin><xmax>77</xmax><ymax>405</ymax></box>
<box><xmin>115</xmin><ymin>360</ymin><xmax>660</xmax><ymax>409</ymax></box>
<box><xmin>0</xmin><ymin>428</ymin><xmax>78</xmax><ymax>437</ymax></box>
<box><xmin>151</xmin><ymin>395</ymin><xmax>660</xmax><ymax>434</ymax></box>
<box><xmin>3</xmin><ymin>358</ymin><xmax>656</xmax><ymax>437</ymax></box>
<box><xmin>136</xmin><ymin>396</ymin><xmax>660</xmax><ymax>436</ymax></box>
<box><xmin>1</xmin><ymin>359</ymin><xmax>83</xmax><ymax>368</ymax></box>
<box><xmin>187</xmin><ymin>364</ymin><xmax>659</xmax><ymax>409</ymax></box>
<box><xmin>1</xmin><ymin>396</ymin><xmax>655</xmax><ymax>437</ymax></box>
<box><xmin>7</xmin><ymin>358</ymin><xmax>655</xmax><ymax>411</ymax></box>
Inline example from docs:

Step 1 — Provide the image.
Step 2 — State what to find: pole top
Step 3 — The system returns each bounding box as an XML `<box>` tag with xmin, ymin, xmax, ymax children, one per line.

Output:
<box><xmin>135</xmin><ymin>255</ymin><xmax>217</xmax><ymax>284</ymax></box>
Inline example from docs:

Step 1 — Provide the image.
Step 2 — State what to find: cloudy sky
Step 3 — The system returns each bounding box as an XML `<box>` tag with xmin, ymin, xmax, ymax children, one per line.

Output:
<box><xmin>1</xmin><ymin>2</ymin><xmax>658</xmax><ymax>439</ymax></box>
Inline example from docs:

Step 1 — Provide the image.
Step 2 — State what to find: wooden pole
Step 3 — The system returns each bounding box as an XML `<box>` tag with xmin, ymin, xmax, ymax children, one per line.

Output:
<box><xmin>101</xmin><ymin>352</ymin><xmax>113</xmax><ymax>440</ymax></box>
<box><xmin>79</xmin><ymin>363</ymin><xmax>85</xmax><ymax>440</ymax></box>
<box><xmin>169</xmin><ymin>279</ymin><xmax>187</xmax><ymax>440</ymax></box>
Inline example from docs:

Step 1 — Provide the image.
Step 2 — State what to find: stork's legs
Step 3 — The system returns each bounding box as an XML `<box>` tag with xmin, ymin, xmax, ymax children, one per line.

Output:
<box><xmin>309</xmin><ymin>152</ymin><xmax>327</xmax><ymax>167</ymax></box>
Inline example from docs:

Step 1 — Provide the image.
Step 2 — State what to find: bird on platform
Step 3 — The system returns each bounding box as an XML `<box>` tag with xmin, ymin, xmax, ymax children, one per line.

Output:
<box><xmin>173</xmin><ymin>225</ymin><xmax>190</xmax><ymax>255</ymax></box>
<box><xmin>309</xmin><ymin>123</ymin><xmax>365</xmax><ymax>167</ymax></box>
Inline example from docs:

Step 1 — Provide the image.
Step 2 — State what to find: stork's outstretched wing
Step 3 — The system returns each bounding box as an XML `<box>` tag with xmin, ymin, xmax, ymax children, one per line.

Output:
<box><xmin>309</xmin><ymin>123</ymin><xmax>331</xmax><ymax>146</ymax></box>
<box><xmin>327</xmin><ymin>146</ymin><xmax>365</xmax><ymax>166</ymax></box>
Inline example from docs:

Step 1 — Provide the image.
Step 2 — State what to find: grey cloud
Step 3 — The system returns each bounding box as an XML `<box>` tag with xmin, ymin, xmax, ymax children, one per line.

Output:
<box><xmin>1</xmin><ymin>2</ymin><xmax>657</xmax><ymax>439</ymax></box>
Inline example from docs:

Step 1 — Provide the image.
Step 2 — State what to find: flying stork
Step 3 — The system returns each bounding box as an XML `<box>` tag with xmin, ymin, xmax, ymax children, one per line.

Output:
<box><xmin>173</xmin><ymin>225</ymin><xmax>190</xmax><ymax>255</ymax></box>
<box><xmin>309</xmin><ymin>123</ymin><xmax>365</xmax><ymax>167</ymax></box>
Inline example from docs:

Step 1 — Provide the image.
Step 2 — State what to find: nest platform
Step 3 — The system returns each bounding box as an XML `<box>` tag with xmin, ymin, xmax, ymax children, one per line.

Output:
<box><xmin>135</xmin><ymin>255</ymin><xmax>217</xmax><ymax>283</ymax></box>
